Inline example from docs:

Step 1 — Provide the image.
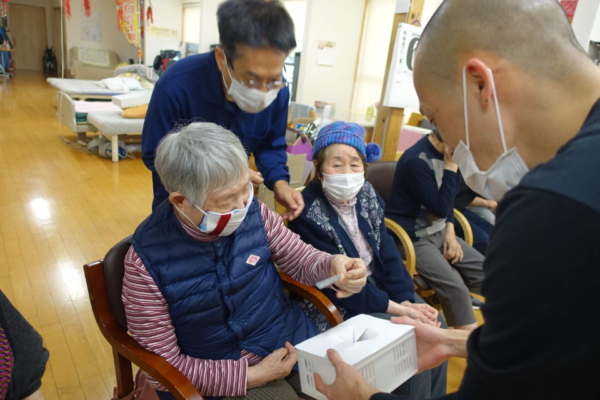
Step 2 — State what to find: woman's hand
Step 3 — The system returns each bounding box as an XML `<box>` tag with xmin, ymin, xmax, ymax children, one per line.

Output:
<box><xmin>329</xmin><ymin>256</ymin><xmax>367</xmax><ymax>298</ymax></box>
<box><xmin>247</xmin><ymin>342</ymin><xmax>297</xmax><ymax>389</ymax></box>
<box><xmin>443</xmin><ymin>224</ymin><xmax>463</xmax><ymax>264</ymax></box>
<box><xmin>443</xmin><ymin>145</ymin><xmax>458</xmax><ymax>172</ymax></box>
<box><xmin>387</xmin><ymin>301</ymin><xmax>440</xmax><ymax>327</ymax></box>
<box><xmin>471</xmin><ymin>196</ymin><xmax>498</xmax><ymax>210</ymax></box>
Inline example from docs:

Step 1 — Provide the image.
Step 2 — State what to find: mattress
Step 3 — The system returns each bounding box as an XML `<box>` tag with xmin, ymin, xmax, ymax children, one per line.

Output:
<box><xmin>47</xmin><ymin>78</ymin><xmax>132</xmax><ymax>96</ymax></box>
<box><xmin>87</xmin><ymin>111</ymin><xmax>145</xmax><ymax>135</ymax></box>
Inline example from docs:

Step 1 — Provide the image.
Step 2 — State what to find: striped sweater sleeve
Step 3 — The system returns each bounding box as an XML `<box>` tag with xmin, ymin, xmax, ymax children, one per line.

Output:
<box><xmin>260</xmin><ymin>201</ymin><xmax>335</xmax><ymax>285</ymax></box>
<box><xmin>122</xmin><ymin>246</ymin><xmax>249</xmax><ymax>397</ymax></box>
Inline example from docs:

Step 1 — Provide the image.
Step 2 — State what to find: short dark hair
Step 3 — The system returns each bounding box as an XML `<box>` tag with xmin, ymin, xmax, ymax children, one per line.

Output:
<box><xmin>217</xmin><ymin>0</ymin><xmax>296</xmax><ymax>61</ymax></box>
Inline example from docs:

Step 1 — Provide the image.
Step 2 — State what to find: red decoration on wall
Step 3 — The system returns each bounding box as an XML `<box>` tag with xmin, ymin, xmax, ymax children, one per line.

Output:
<box><xmin>146</xmin><ymin>0</ymin><xmax>153</xmax><ymax>24</ymax></box>
<box><xmin>63</xmin><ymin>0</ymin><xmax>71</xmax><ymax>21</ymax></box>
<box><xmin>83</xmin><ymin>0</ymin><xmax>91</xmax><ymax>17</ymax></box>
<box><xmin>560</xmin><ymin>0</ymin><xmax>579</xmax><ymax>23</ymax></box>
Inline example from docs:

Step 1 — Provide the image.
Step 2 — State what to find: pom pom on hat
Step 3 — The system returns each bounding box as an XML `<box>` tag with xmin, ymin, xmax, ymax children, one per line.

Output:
<box><xmin>365</xmin><ymin>143</ymin><xmax>382</xmax><ymax>163</ymax></box>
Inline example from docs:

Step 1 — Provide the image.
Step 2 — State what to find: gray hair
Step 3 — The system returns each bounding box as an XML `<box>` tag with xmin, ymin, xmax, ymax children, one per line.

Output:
<box><xmin>155</xmin><ymin>122</ymin><xmax>249</xmax><ymax>207</ymax></box>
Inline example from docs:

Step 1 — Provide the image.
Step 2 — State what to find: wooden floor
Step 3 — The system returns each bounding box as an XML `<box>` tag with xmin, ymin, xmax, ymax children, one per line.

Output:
<box><xmin>0</xmin><ymin>71</ymin><xmax>481</xmax><ymax>399</ymax></box>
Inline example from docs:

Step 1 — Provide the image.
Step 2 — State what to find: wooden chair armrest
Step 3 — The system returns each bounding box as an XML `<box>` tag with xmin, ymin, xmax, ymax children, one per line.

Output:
<box><xmin>278</xmin><ymin>271</ymin><xmax>344</xmax><ymax>327</ymax></box>
<box><xmin>84</xmin><ymin>261</ymin><xmax>204</xmax><ymax>400</ymax></box>
<box><xmin>453</xmin><ymin>209</ymin><xmax>473</xmax><ymax>247</ymax></box>
<box><xmin>385</xmin><ymin>218</ymin><xmax>416</xmax><ymax>278</ymax></box>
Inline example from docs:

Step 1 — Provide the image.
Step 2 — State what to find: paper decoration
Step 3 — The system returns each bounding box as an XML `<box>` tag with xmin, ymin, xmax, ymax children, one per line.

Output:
<box><xmin>83</xmin><ymin>0</ymin><xmax>91</xmax><ymax>17</ymax></box>
<box><xmin>80</xmin><ymin>9</ymin><xmax>102</xmax><ymax>42</ymax></box>
<box><xmin>64</xmin><ymin>0</ymin><xmax>71</xmax><ymax>21</ymax></box>
<box><xmin>147</xmin><ymin>25</ymin><xmax>179</xmax><ymax>39</ymax></box>
<box><xmin>317</xmin><ymin>40</ymin><xmax>335</xmax><ymax>66</ymax></box>
<box><xmin>560</xmin><ymin>0</ymin><xmax>579</xmax><ymax>23</ymax></box>
<box><xmin>383</xmin><ymin>23</ymin><xmax>422</xmax><ymax>110</ymax></box>
<box><xmin>116</xmin><ymin>0</ymin><xmax>142</xmax><ymax>60</ymax></box>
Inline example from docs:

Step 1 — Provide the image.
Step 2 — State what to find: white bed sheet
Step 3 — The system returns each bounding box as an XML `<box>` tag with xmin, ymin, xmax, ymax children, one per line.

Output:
<box><xmin>47</xmin><ymin>78</ymin><xmax>150</xmax><ymax>96</ymax></box>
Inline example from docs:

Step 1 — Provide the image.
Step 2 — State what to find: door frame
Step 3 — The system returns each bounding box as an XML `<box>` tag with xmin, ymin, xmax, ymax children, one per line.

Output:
<box><xmin>8</xmin><ymin>3</ymin><xmax>48</xmax><ymax>71</ymax></box>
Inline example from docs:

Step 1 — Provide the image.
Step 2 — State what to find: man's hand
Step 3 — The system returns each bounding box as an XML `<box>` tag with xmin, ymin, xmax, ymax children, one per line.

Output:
<box><xmin>444</xmin><ymin>145</ymin><xmax>458</xmax><ymax>172</ymax></box>
<box><xmin>247</xmin><ymin>342</ymin><xmax>297</xmax><ymax>388</ymax></box>
<box><xmin>315</xmin><ymin>349</ymin><xmax>380</xmax><ymax>400</ymax></box>
<box><xmin>249</xmin><ymin>170</ymin><xmax>264</xmax><ymax>188</ymax></box>
<box><xmin>443</xmin><ymin>224</ymin><xmax>463</xmax><ymax>264</ymax></box>
<box><xmin>392</xmin><ymin>317</ymin><xmax>470</xmax><ymax>372</ymax></box>
<box><xmin>273</xmin><ymin>180</ymin><xmax>305</xmax><ymax>221</ymax></box>
<box><xmin>329</xmin><ymin>256</ymin><xmax>367</xmax><ymax>298</ymax></box>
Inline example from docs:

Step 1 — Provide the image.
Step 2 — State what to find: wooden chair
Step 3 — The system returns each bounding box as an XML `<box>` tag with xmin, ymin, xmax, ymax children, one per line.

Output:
<box><xmin>84</xmin><ymin>236</ymin><xmax>343</xmax><ymax>400</ymax></box>
<box><xmin>364</xmin><ymin>161</ymin><xmax>475</xmax><ymax>304</ymax></box>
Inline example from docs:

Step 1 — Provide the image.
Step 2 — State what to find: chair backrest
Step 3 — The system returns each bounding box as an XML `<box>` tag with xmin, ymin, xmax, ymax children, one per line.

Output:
<box><xmin>103</xmin><ymin>236</ymin><xmax>133</xmax><ymax>332</ymax></box>
<box><xmin>365</xmin><ymin>161</ymin><xmax>398</xmax><ymax>203</ymax></box>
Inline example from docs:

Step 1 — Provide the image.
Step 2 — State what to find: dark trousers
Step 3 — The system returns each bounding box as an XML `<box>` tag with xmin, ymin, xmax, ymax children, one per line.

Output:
<box><xmin>455</xmin><ymin>208</ymin><xmax>493</xmax><ymax>256</ymax></box>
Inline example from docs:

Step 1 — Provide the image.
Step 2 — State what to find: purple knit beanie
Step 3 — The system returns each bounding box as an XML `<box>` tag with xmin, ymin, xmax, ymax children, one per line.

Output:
<box><xmin>312</xmin><ymin>122</ymin><xmax>382</xmax><ymax>163</ymax></box>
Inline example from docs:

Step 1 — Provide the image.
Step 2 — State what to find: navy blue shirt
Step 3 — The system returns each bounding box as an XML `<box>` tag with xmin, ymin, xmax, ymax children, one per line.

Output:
<box><xmin>386</xmin><ymin>136</ymin><xmax>460</xmax><ymax>240</ymax></box>
<box><xmin>373</xmin><ymin>100</ymin><xmax>600</xmax><ymax>400</ymax></box>
<box><xmin>142</xmin><ymin>51</ymin><xmax>290</xmax><ymax>209</ymax></box>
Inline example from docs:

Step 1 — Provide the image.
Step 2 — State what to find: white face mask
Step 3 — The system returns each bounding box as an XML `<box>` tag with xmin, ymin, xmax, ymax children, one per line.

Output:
<box><xmin>178</xmin><ymin>182</ymin><xmax>253</xmax><ymax>237</ymax></box>
<box><xmin>222</xmin><ymin>55</ymin><xmax>280</xmax><ymax>114</ymax></box>
<box><xmin>322</xmin><ymin>172</ymin><xmax>365</xmax><ymax>202</ymax></box>
<box><xmin>453</xmin><ymin>66</ymin><xmax>529</xmax><ymax>202</ymax></box>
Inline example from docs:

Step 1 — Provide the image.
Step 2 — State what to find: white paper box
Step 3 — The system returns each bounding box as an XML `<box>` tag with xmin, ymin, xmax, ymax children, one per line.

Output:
<box><xmin>296</xmin><ymin>315</ymin><xmax>418</xmax><ymax>400</ymax></box>
<box><xmin>112</xmin><ymin>90</ymin><xmax>153</xmax><ymax>109</ymax></box>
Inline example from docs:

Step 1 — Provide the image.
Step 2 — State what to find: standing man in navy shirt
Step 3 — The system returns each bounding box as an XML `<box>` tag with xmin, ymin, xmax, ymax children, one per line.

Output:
<box><xmin>142</xmin><ymin>0</ymin><xmax>304</xmax><ymax>218</ymax></box>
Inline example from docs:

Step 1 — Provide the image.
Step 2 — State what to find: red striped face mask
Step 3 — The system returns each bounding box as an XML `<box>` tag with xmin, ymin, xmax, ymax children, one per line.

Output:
<box><xmin>180</xmin><ymin>182</ymin><xmax>253</xmax><ymax>237</ymax></box>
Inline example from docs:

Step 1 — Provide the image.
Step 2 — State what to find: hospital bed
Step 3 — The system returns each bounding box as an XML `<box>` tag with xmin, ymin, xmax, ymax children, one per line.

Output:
<box><xmin>47</xmin><ymin>78</ymin><xmax>149</xmax><ymax>100</ymax></box>
<box><xmin>56</xmin><ymin>92</ymin><xmax>144</xmax><ymax>162</ymax></box>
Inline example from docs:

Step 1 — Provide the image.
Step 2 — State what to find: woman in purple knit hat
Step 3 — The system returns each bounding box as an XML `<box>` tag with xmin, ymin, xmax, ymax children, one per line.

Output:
<box><xmin>289</xmin><ymin>122</ymin><xmax>446</xmax><ymax>399</ymax></box>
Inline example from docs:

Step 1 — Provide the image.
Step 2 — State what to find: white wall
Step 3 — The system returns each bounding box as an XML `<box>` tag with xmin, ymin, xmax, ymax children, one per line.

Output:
<box><xmin>350</xmin><ymin>0</ymin><xmax>444</xmax><ymax>112</ymax></box>
<box><xmin>296</xmin><ymin>0</ymin><xmax>366</xmax><ymax>111</ymax></box>
<box><xmin>572</xmin><ymin>0</ymin><xmax>600</xmax><ymax>50</ymax></box>
<box><xmin>142</xmin><ymin>0</ymin><xmax>184</xmax><ymax>64</ymax></box>
<box><xmin>282</xmin><ymin>0</ymin><xmax>307</xmax><ymax>54</ymax></box>
<box><xmin>183</xmin><ymin>4</ymin><xmax>201</xmax><ymax>45</ymax></box>
<box><xmin>8</xmin><ymin>0</ymin><xmax>54</xmax><ymax>48</ymax></box>
<box><xmin>199</xmin><ymin>0</ymin><xmax>225</xmax><ymax>53</ymax></box>
<box><xmin>62</xmin><ymin>0</ymin><xmax>138</xmax><ymax>66</ymax></box>
<box><xmin>421</xmin><ymin>0</ymin><xmax>444</xmax><ymax>27</ymax></box>
<box><xmin>351</xmin><ymin>0</ymin><xmax>395</xmax><ymax>112</ymax></box>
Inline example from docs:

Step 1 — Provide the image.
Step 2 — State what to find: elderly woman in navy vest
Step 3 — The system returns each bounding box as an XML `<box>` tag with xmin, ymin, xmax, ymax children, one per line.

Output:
<box><xmin>288</xmin><ymin>122</ymin><xmax>447</xmax><ymax>399</ymax></box>
<box><xmin>122</xmin><ymin>122</ymin><xmax>367</xmax><ymax>400</ymax></box>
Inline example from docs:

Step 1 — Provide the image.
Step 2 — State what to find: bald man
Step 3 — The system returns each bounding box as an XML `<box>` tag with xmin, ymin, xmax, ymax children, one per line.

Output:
<box><xmin>312</xmin><ymin>0</ymin><xmax>600</xmax><ymax>399</ymax></box>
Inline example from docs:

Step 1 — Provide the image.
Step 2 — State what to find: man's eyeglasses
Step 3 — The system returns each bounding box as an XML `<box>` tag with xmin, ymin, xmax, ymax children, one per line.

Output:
<box><xmin>239</xmin><ymin>80</ymin><xmax>288</xmax><ymax>90</ymax></box>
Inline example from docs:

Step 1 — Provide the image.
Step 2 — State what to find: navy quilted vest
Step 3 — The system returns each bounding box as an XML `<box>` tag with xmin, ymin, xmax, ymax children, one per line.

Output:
<box><xmin>131</xmin><ymin>198</ymin><xmax>317</xmax><ymax>362</ymax></box>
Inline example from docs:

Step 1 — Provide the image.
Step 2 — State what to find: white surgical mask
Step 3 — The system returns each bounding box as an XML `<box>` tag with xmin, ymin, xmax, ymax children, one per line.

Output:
<box><xmin>222</xmin><ymin>55</ymin><xmax>280</xmax><ymax>114</ymax></box>
<box><xmin>178</xmin><ymin>182</ymin><xmax>253</xmax><ymax>237</ymax></box>
<box><xmin>453</xmin><ymin>66</ymin><xmax>529</xmax><ymax>202</ymax></box>
<box><xmin>322</xmin><ymin>172</ymin><xmax>365</xmax><ymax>202</ymax></box>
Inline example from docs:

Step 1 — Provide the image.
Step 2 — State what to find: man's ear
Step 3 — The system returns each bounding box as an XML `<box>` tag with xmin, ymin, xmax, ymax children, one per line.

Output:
<box><xmin>169</xmin><ymin>192</ymin><xmax>187</xmax><ymax>208</ymax></box>
<box><xmin>214</xmin><ymin>46</ymin><xmax>226</xmax><ymax>73</ymax></box>
<box><xmin>465</xmin><ymin>58</ymin><xmax>494</xmax><ymax>108</ymax></box>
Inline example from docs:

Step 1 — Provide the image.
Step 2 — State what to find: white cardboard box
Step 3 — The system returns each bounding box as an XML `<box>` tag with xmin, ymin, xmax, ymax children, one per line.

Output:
<box><xmin>296</xmin><ymin>315</ymin><xmax>418</xmax><ymax>400</ymax></box>
<box><xmin>112</xmin><ymin>90</ymin><xmax>153</xmax><ymax>109</ymax></box>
